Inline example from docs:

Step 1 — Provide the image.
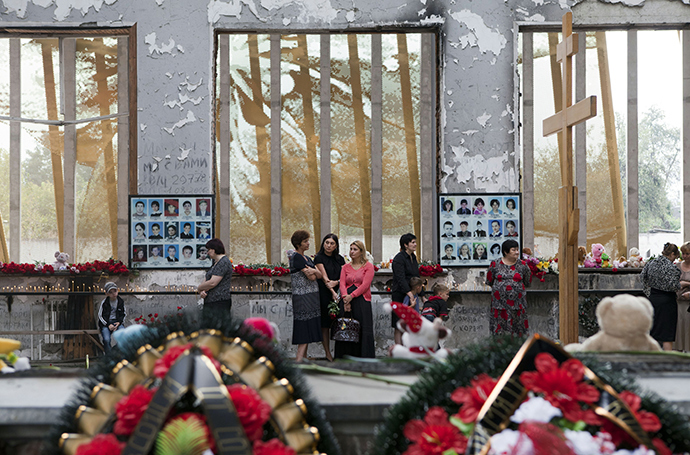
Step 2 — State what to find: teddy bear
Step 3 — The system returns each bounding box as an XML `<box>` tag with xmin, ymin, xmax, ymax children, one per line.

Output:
<box><xmin>591</xmin><ymin>243</ymin><xmax>605</xmax><ymax>268</ymax></box>
<box><xmin>577</xmin><ymin>246</ymin><xmax>587</xmax><ymax>267</ymax></box>
<box><xmin>52</xmin><ymin>251</ymin><xmax>70</xmax><ymax>271</ymax></box>
<box><xmin>383</xmin><ymin>302</ymin><xmax>451</xmax><ymax>360</ymax></box>
<box><xmin>628</xmin><ymin>247</ymin><xmax>644</xmax><ymax>268</ymax></box>
<box><xmin>564</xmin><ymin>294</ymin><xmax>661</xmax><ymax>352</ymax></box>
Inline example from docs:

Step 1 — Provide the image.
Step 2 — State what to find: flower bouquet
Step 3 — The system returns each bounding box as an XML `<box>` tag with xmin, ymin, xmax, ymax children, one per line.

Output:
<box><xmin>328</xmin><ymin>298</ymin><xmax>340</xmax><ymax>320</ymax></box>
<box><xmin>374</xmin><ymin>335</ymin><xmax>690</xmax><ymax>455</ymax></box>
<box><xmin>49</xmin><ymin>310</ymin><xmax>340</xmax><ymax>455</ymax></box>
<box><xmin>419</xmin><ymin>262</ymin><xmax>444</xmax><ymax>277</ymax></box>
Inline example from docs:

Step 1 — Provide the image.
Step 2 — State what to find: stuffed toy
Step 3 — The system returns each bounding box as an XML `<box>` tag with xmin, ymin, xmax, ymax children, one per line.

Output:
<box><xmin>384</xmin><ymin>302</ymin><xmax>451</xmax><ymax>360</ymax></box>
<box><xmin>564</xmin><ymin>294</ymin><xmax>661</xmax><ymax>352</ymax></box>
<box><xmin>583</xmin><ymin>252</ymin><xmax>596</xmax><ymax>268</ymax></box>
<box><xmin>577</xmin><ymin>246</ymin><xmax>587</xmax><ymax>267</ymax></box>
<box><xmin>591</xmin><ymin>243</ymin><xmax>605</xmax><ymax>268</ymax></box>
<box><xmin>52</xmin><ymin>251</ymin><xmax>70</xmax><ymax>271</ymax></box>
<box><xmin>522</xmin><ymin>247</ymin><xmax>533</xmax><ymax>258</ymax></box>
<box><xmin>628</xmin><ymin>247</ymin><xmax>644</xmax><ymax>268</ymax></box>
<box><xmin>601</xmin><ymin>252</ymin><xmax>612</xmax><ymax>268</ymax></box>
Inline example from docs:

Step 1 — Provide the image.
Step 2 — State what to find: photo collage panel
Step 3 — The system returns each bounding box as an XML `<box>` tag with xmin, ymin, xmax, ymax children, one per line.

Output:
<box><xmin>438</xmin><ymin>193</ymin><xmax>521</xmax><ymax>267</ymax></box>
<box><xmin>130</xmin><ymin>195</ymin><xmax>214</xmax><ymax>269</ymax></box>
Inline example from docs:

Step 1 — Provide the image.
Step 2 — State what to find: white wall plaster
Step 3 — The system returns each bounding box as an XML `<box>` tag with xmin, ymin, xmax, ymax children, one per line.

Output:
<box><xmin>420</xmin><ymin>14</ymin><xmax>444</xmax><ymax>25</ymax></box>
<box><xmin>345</xmin><ymin>10</ymin><xmax>355</xmax><ymax>22</ymax></box>
<box><xmin>598</xmin><ymin>0</ymin><xmax>644</xmax><ymax>5</ymax></box>
<box><xmin>144</xmin><ymin>32</ymin><xmax>176</xmax><ymax>55</ymax></box>
<box><xmin>178</xmin><ymin>146</ymin><xmax>191</xmax><ymax>161</ymax></box>
<box><xmin>450</xmin><ymin>145</ymin><xmax>513</xmax><ymax>189</ymax></box>
<box><xmin>3</xmin><ymin>0</ymin><xmax>117</xmax><ymax>19</ymax></box>
<box><xmin>532</xmin><ymin>0</ymin><xmax>544</xmax><ymax>4</ymax></box>
<box><xmin>176</xmin><ymin>44</ymin><xmax>185</xmax><ymax>53</ymax></box>
<box><xmin>207</xmin><ymin>0</ymin><xmax>265</xmax><ymax>24</ymax></box>
<box><xmin>260</xmin><ymin>0</ymin><xmax>338</xmax><ymax>23</ymax></box>
<box><xmin>140</xmin><ymin>123</ymin><xmax>147</xmax><ymax>131</ymax></box>
<box><xmin>164</xmin><ymin>93</ymin><xmax>204</xmax><ymax>110</ymax></box>
<box><xmin>3</xmin><ymin>0</ymin><xmax>29</xmax><ymax>17</ymax></box>
<box><xmin>449</xmin><ymin>9</ymin><xmax>507</xmax><ymax>56</ymax></box>
<box><xmin>476</xmin><ymin>112</ymin><xmax>491</xmax><ymax>128</ymax></box>
<box><xmin>162</xmin><ymin>110</ymin><xmax>197</xmax><ymax>136</ymax></box>
<box><xmin>179</xmin><ymin>76</ymin><xmax>203</xmax><ymax>92</ymax></box>
<box><xmin>462</xmin><ymin>129</ymin><xmax>478</xmax><ymax>136</ymax></box>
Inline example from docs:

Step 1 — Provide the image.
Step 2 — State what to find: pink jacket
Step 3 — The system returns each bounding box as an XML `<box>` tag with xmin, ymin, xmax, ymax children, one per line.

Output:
<box><xmin>340</xmin><ymin>262</ymin><xmax>375</xmax><ymax>301</ymax></box>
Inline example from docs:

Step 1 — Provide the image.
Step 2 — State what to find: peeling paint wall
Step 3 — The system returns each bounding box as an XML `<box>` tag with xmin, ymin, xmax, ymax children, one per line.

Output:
<box><xmin>1</xmin><ymin>0</ymin><xmax>689</xmax><ymax>195</ymax></box>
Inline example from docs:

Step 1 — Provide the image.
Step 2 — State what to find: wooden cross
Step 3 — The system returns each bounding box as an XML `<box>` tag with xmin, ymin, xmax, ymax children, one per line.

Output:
<box><xmin>542</xmin><ymin>12</ymin><xmax>597</xmax><ymax>346</ymax></box>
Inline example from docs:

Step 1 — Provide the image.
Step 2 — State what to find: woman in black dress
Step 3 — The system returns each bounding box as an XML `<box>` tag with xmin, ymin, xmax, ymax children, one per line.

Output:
<box><xmin>640</xmin><ymin>243</ymin><xmax>681</xmax><ymax>351</ymax></box>
<box><xmin>391</xmin><ymin>233</ymin><xmax>420</xmax><ymax>345</ymax></box>
<box><xmin>314</xmin><ymin>233</ymin><xmax>344</xmax><ymax>362</ymax></box>
<box><xmin>289</xmin><ymin>230</ymin><xmax>323</xmax><ymax>362</ymax></box>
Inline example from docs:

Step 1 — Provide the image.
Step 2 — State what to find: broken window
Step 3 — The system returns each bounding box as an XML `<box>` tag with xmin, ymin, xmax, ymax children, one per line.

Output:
<box><xmin>518</xmin><ymin>29</ymin><xmax>682</xmax><ymax>260</ymax></box>
<box><xmin>215</xmin><ymin>31</ymin><xmax>438</xmax><ymax>264</ymax></box>
<box><xmin>0</xmin><ymin>30</ymin><xmax>134</xmax><ymax>263</ymax></box>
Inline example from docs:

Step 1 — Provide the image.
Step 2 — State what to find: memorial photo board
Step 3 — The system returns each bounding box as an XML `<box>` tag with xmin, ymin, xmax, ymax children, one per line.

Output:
<box><xmin>129</xmin><ymin>195</ymin><xmax>214</xmax><ymax>269</ymax></box>
<box><xmin>437</xmin><ymin>193</ymin><xmax>522</xmax><ymax>267</ymax></box>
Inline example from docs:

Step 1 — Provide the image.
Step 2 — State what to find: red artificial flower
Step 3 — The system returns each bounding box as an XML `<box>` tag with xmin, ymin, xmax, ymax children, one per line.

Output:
<box><xmin>75</xmin><ymin>433</ymin><xmax>124</xmax><ymax>455</ymax></box>
<box><xmin>652</xmin><ymin>438</ymin><xmax>672</xmax><ymax>455</ymax></box>
<box><xmin>227</xmin><ymin>384</ymin><xmax>272</xmax><ymax>441</ymax></box>
<box><xmin>253</xmin><ymin>438</ymin><xmax>296</xmax><ymax>455</ymax></box>
<box><xmin>602</xmin><ymin>390</ymin><xmax>662</xmax><ymax>446</ymax></box>
<box><xmin>403</xmin><ymin>407</ymin><xmax>468</xmax><ymax>455</ymax></box>
<box><xmin>451</xmin><ymin>373</ymin><xmax>498</xmax><ymax>423</ymax></box>
<box><xmin>519</xmin><ymin>353</ymin><xmax>600</xmax><ymax>423</ymax></box>
<box><xmin>518</xmin><ymin>421</ymin><xmax>575</xmax><ymax>455</ymax></box>
<box><xmin>153</xmin><ymin>344</ymin><xmax>221</xmax><ymax>378</ymax></box>
<box><xmin>113</xmin><ymin>385</ymin><xmax>156</xmax><ymax>436</ymax></box>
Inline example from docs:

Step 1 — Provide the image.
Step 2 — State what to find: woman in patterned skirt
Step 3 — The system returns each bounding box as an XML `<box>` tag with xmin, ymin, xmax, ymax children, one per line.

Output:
<box><xmin>485</xmin><ymin>239</ymin><xmax>532</xmax><ymax>336</ymax></box>
<box><xmin>289</xmin><ymin>230</ymin><xmax>323</xmax><ymax>362</ymax></box>
<box><xmin>640</xmin><ymin>242</ymin><xmax>681</xmax><ymax>351</ymax></box>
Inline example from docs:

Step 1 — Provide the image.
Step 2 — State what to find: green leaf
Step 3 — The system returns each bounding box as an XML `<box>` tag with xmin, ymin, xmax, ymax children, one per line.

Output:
<box><xmin>442</xmin><ymin>450</ymin><xmax>458</xmax><ymax>455</ymax></box>
<box><xmin>449</xmin><ymin>416</ymin><xmax>474</xmax><ymax>436</ymax></box>
<box><xmin>556</xmin><ymin>417</ymin><xmax>586</xmax><ymax>431</ymax></box>
<box><xmin>155</xmin><ymin>415</ymin><xmax>210</xmax><ymax>455</ymax></box>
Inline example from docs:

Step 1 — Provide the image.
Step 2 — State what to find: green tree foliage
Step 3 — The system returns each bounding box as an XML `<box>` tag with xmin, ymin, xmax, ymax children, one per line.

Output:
<box><xmin>638</xmin><ymin>106</ymin><xmax>681</xmax><ymax>232</ymax></box>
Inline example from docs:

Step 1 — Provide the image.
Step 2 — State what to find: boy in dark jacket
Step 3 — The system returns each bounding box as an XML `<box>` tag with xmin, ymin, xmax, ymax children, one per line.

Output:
<box><xmin>421</xmin><ymin>283</ymin><xmax>449</xmax><ymax>322</ymax></box>
<box><xmin>98</xmin><ymin>282</ymin><xmax>126</xmax><ymax>354</ymax></box>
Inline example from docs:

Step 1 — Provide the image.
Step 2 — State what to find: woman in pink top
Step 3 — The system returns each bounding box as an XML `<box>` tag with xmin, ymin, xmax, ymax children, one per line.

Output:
<box><xmin>337</xmin><ymin>240</ymin><xmax>376</xmax><ymax>358</ymax></box>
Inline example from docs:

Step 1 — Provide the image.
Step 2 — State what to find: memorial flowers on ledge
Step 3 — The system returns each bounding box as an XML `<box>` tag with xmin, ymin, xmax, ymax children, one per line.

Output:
<box><xmin>0</xmin><ymin>259</ymin><xmax>129</xmax><ymax>276</ymax></box>
<box><xmin>232</xmin><ymin>263</ymin><xmax>290</xmax><ymax>277</ymax></box>
<box><xmin>419</xmin><ymin>261</ymin><xmax>444</xmax><ymax>277</ymax></box>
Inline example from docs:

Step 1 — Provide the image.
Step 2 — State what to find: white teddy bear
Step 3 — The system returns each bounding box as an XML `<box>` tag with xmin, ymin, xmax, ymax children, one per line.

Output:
<box><xmin>52</xmin><ymin>251</ymin><xmax>70</xmax><ymax>271</ymax></box>
<box><xmin>384</xmin><ymin>302</ymin><xmax>451</xmax><ymax>360</ymax></box>
<box><xmin>565</xmin><ymin>294</ymin><xmax>661</xmax><ymax>352</ymax></box>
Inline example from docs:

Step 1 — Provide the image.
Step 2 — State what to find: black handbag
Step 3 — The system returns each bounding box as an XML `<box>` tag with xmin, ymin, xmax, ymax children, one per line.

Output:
<box><xmin>331</xmin><ymin>311</ymin><xmax>360</xmax><ymax>343</ymax></box>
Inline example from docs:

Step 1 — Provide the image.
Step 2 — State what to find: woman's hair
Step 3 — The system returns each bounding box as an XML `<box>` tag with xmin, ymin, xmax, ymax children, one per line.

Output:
<box><xmin>291</xmin><ymin>230</ymin><xmax>310</xmax><ymax>249</ymax></box>
<box><xmin>399</xmin><ymin>233</ymin><xmax>417</xmax><ymax>250</ymax></box>
<box><xmin>350</xmin><ymin>240</ymin><xmax>368</xmax><ymax>265</ymax></box>
<box><xmin>318</xmin><ymin>233</ymin><xmax>341</xmax><ymax>256</ymax></box>
<box><xmin>431</xmin><ymin>283</ymin><xmax>449</xmax><ymax>295</ymax></box>
<box><xmin>409</xmin><ymin>276</ymin><xmax>423</xmax><ymax>289</ymax></box>
<box><xmin>460</xmin><ymin>243</ymin><xmax>470</xmax><ymax>253</ymax></box>
<box><xmin>205</xmin><ymin>238</ymin><xmax>225</xmax><ymax>254</ymax></box>
<box><xmin>506</xmin><ymin>220</ymin><xmax>515</xmax><ymax>228</ymax></box>
<box><xmin>502</xmin><ymin>239</ymin><xmax>519</xmax><ymax>256</ymax></box>
<box><xmin>506</xmin><ymin>198</ymin><xmax>516</xmax><ymax>209</ymax></box>
<box><xmin>662</xmin><ymin>242</ymin><xmax>679</xmax><ymax>258</ymax></box>
<box><xmin>681</xmin><ymin>242</ymin><xmax>690</xmax><ymax>257</ymax></box>
<box><xmin>135</xmin><ymin>223</ymin><xmax>145</xmax><ymax>230</ymax></box>
<box><xmin>490</xmin><ymin>198</ymin><xmax>500</xmax><ymax>208</ymax></box>
<box><xmin>443</xmin><ymin>199</ymin><xmax>453</xmax><ymax>211</ymax></box>
<box><xmin>490</xmin><ymin>243</ymin><xmax>501</xmax><ymax>254</ymax></box>
<box><xmin>474</xmin><ymin>198</ymin><xmax>485</xmax><ymax>207</ymax></box>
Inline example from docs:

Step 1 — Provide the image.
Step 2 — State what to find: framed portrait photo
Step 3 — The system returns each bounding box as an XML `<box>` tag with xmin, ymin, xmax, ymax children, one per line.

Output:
<box><xmin>129</xmin><ymin>194</ymin><xmax>215</xmax><ymax>269</ymax></box>
<box><xmin>438</xmin><ymin>193</ymin><xmax>522</xmax><ymax>267</ymax></box>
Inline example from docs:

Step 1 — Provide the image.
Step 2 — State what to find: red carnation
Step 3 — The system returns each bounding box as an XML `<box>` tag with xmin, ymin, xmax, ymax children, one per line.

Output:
<box><xmin>75</xmin><ymin>433</ymin><xmax>124</xmax><ymax>455</ymax></box>
<box><xmin>227</xmin><ymin>384</ymin><xmax>272</xmax><ymax>441</ymax></box>
<box><xmin>153</xmin><ymin>343</ymin><xmax>221</xmax><ymax>378</ymax></box>
<box><xmin>403</xmin><ymin>407</ymin><xmax>467</xmax><ymax>455</ymax></box>
<box><xmin>114</xmin><ymin>385</ymin><xmax>156</xmax><ymax>436</ymax></box>
<box><xmin>450</xmin><ymin>374</ymin><xmax>498</xmax><ymax>423</ymax></box>
<box><xmin>253</xmin><ymin>438</ymin><xmax>296</xmax><ymax>455</ymax></box>
<box><xmin>519</xmin><ymin>353</ymin><xmax>599</xmax><ymax>423</ymax></box>
<box><xmin>602</xmin><ymin>390</ymin><xmax>662</xmax><ymax>446</ymax></box>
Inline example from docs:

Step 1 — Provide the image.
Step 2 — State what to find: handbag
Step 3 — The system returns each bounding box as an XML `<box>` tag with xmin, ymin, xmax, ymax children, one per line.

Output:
<box><xmin>331</xmin><ymin>311</ymin><xmax>360</xmax><ymax>343</ymax></box>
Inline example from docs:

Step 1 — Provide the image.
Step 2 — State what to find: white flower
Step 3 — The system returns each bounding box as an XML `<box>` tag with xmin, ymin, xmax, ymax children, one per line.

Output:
<box><xmin>488</xmin><ymin>429</ymin><xmax>534</xmax><ymax>455</ymax></box>
<box><xmin>511</xmin><ymin>396</ymin><xmax>562</xmax><ymax>424</ymax></box>
<box><xmin>565</xmin><ymin>429</ymin><xmax>602</xmax><ymax>455</ymax></box>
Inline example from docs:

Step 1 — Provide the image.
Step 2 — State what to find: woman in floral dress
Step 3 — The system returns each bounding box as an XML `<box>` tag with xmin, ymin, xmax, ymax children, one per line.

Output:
<box><xmin>485</xmin><ymin>239</ymin><xmax>532</xmax><ymax>336</ymax></box>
